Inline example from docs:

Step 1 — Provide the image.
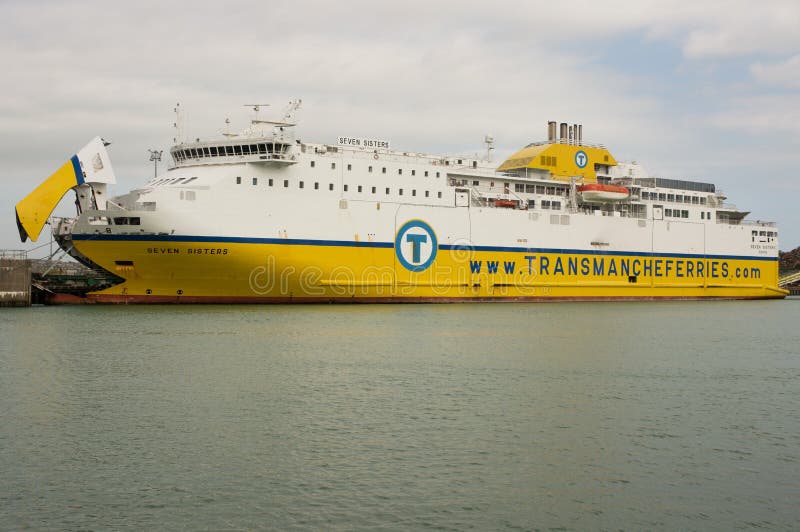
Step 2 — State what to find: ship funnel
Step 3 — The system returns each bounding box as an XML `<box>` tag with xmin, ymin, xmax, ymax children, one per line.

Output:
<box><xmin>559</xmin><ymin>122</ymin><xmax>567</xmax><ymax>142</ymax></box>
<box><xmin>547</xmin><ymin>121</ymin><xmax>557</xmax><ymax>142</ymax></box>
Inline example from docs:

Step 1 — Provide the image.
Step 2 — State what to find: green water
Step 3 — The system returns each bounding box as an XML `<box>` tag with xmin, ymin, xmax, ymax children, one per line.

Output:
<box><xmin>1</xmin><ymin>301</ymin><xmax>799</xmax><ymax>530</ymax></box>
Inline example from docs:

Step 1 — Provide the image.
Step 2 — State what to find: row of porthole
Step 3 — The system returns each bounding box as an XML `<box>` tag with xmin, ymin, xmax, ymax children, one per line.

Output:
<box><xmin>234</xmin><ymin>176</ymin><xmax>443</xmax><ymax>198</ymax></box>
<box><xmin>310</xmin><ymin>160</ymin><xmax>443</xmax><ymax>178</ymax></box>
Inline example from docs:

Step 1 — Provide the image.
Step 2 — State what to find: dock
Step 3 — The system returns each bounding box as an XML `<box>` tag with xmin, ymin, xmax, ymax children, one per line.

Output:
<box><xmin>0</xmin><ymin>251</ymin><xmax>31</xmax><ymax>307</ymax></box>
<box><xmin>1</xmin><ymin>250</ymin><xmax>120</xmax><ymax>306</ymax></box>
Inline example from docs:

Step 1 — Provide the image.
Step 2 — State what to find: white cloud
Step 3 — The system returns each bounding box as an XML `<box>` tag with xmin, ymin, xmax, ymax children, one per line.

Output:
<box><xmin>751</xmin><ymin>54</ymin><xmax>800</xmax><ymax>88</ymax></box>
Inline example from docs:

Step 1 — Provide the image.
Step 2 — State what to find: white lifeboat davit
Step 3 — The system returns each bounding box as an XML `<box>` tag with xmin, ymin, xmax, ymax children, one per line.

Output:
<box><xmin>577</xmin><ymin>183</ymin><xmax>630</xmax><ymax>202</ymax></box>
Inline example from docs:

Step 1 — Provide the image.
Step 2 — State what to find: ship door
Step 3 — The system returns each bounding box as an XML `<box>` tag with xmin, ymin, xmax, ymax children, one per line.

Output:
<box><xmin>455</xmin><ymin>188</ymin><xmax>469</xmax><ymax>207</ymax></box>
<box><xmin>652</xmin><ymin>205</ymin><xmax>663</xmax><ymax>220</ymax></box>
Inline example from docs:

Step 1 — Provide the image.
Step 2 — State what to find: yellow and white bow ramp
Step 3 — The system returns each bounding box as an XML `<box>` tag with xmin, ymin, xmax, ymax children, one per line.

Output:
<box><xmin>15</xmin><ymin>137</ymin><xmax>115</xmax><ymax>242</ymax></box>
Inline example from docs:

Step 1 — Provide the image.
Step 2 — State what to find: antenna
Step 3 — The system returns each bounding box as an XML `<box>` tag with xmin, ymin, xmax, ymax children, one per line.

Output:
<box><xmin>222</xmin><ymin>117</ymin><xmax>238</xmax><ymax>137</ymax></box>
<box><xmin>484</xmin><ymin>134</ymin><xmax>494</xmax><ymax>162</ymax></box>
<box><xmin>173</xmin><ymin>103</ymin><xmax>185</xmax><ymax>144</ymax></box>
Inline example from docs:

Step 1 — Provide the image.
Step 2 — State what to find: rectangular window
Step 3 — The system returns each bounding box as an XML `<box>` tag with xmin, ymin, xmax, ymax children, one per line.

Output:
<box><xmin>412</xmin><ymin>170</ymin><xmax>416</xmax><ymax>176</ymax></box>
<box><xmin>542</xmin><ymin>200</ymin><xmax>551</xmax><ymax>209</ymax></box>
<box><xmin>515</xmin><ymin>184</ymin><xmax>524</xmax><ymax>192</ymax></box>
<box><xmin>676</xmin><ymin>195</ymin><xmax>683</xmax><ymax>203</ymax></box>
<box><xmin>436</xmin><ymin>172</ymin><xmax>440</xmax><ymax>178</ymax></box>
<box><xmin>474</xmin><ymin>180</ymin><xmax>480</xmax><ymax>186</ymax></box>
<box><xmin>358</xmin><ymin>185</ymin><xmax>362</xmax><ymax>193</ymax></box>
<box><xmin>236</xmin><ymin>176</ymin><xmax>242</xmax><ymax>184</ymax></box>
<box><xmin>372</xmin><ymin>186</ymin><xmax>376</xmax><ymax>194</ymax></box>
<box><xmin>233</xmin><ymin>145</ymin><xmax>242</xmax><ymax>155</ymax></box>
<box><xmin>398</xmin><ymin>169</ymin><xmax>403</xmax><ymax>175</ymax></box>
<box><xmin>528</xmin><ymin>199</ymin><xmax>535</xmax><ymax>208</ymax></box>
<box><xmin>526</xmin><ymin>184</ymin><xmax>535</xmax><ymax>193</ymax></box>
<box><xmin>424</xmin><ymin>171</ymin><xmax>429</xmax><ymax>177</ymax></box>
<box><xmin>546</xmin><ymin>186</ymin><xmax>555</xmax><ymax>195</ymax></box>
<box><xmin>682</xmin><ymin>210</ymin><xmax>688</xmax><ymax>218</ymax></box>
<box><xmin>437</xmin><ymin>191</ymin><xmax>442</xmax><ymax>198</ymax></box>
<box><xmin>551</xmin><ymin>201</ymin><xmax>561</xmax><ymax>210</ymax></box>
<box><xmin>667</xmin><ymin>194</ymin><xmax>675</xmax><ymax>202</ymax></box>
<box><xmin>210</xmin><ymin>146</ymin><xmax>218</xmax><ymax>156</ymax></box>
<box><xmin>299</xmin><ymin>181</ymin><xmax>304</xmax><ymax>189</ymax></box>
<box><xmin>425</xmin><ymin>191</ymin><xmax>430</xmax><ymax>197</ymax></box>
<box><xmin>343</xmin><ymin>184</ymin><xmax>348</xmax><ymax>191</ymax></box>
<box><xmin>284</xmin><ymin>180</ymin><xmax>289</xmax><ymax>188</ymax></box>
<box><xmin>399</xmin><ymin>189</ymin><xmax>403</xmax><ymax>195</ymax></box>
<box><xmin>311</xmin><ymin>161</ymin><xmax>315</xmax><ymax>168</ymax></box>
<box><xmin>331</xmin><ymin>162</ymin><xmax>336</xmax><ymax>170</ymax></box>
<box><xmin>242</xmin><ymin>145</ymin><xmax>250</xmax><ymax>155</ymax></box>
<box><xmin>412</xmin><ymin>189</ymin><xmax>416</xmax><ymax>196</ymax></box>
<box><xmin>382</xmin><ymin>167</ymin><xmax>387</xmax><ymax>174</ymax></box>
<box><xmin>658</xmin><ymin>193</ymin><xmax>666</xmax><ymax>201</ymax></box>
<box><xmin>665</xmin><ymin>208</ymin><xmax>672</xmax><ymax>217</ymax></box>
<box><xmin>268</xmin><ymin>178</ymin><xmax>273</xmax><ymax>186</ymax></box>
<box><xmin>314</xmin><ymin>182</ymin><xmax>319</xmax><ymax>190</ymax></box>
<box><xmin>700</xmin><ymin>197</ymin><xmax>706</xmax><ymax>205</ymax></box>
<box><xmin>536</xmin><ymin>185</ymin><xmax>545</xmax><ymax>194</ymax></box>
<box><xmin>386</xmin><ymin>187</ymin><xmax>390</xmax><ymax>194</ymax></box>
<box><xmin>347</xmin><ymin>164</ymin><xmax>352</xmax><ymax>171</ymax></box>
<box><xmin>329</xmin><ymin>183</ymin><xmax>334</xmax><ymax>191</ymax></box>
<box><xmin>368</xmin><ymin>166</ymin><xmax>373</xmax><ymax>173</ymax></box>
<box><xmin>252</xmin><ymin>177</ymin><xmax>258</xmax><ymax>185</ymax></box>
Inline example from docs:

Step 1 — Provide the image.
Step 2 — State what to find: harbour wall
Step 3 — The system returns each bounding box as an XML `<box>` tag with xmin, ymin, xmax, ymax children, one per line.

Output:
<box><xmin>0</xmin><ymin>251</ymin><xmax>31</xmax><ymax>307</ymax></box>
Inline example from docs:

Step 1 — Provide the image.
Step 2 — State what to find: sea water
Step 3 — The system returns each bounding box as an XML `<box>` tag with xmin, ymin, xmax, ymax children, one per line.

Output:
<box><xmin>1</xmin><ymin>301</ymin><xmax>799</xmax><ymax>530</ymax></box>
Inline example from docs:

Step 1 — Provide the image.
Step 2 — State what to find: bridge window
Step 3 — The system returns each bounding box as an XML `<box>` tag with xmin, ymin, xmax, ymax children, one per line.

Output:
<box><xmin>242</xmin><ymin>145</ymin><xmax>250</xmax><ymax>155</ymax></box>
<box><xmin>226</xmin><ymin>146</ymin><xmax>234</xmax><ymax>156</ymax></box>
<box><xmin>233</xmin><ymin>145</ymin><xmax>242</xmax><ymax>155</ymax></box>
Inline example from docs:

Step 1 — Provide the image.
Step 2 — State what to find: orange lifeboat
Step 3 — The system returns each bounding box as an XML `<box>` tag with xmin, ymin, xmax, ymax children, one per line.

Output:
<box><xmin>494</xmin><ymin>199</ymin><xmax>517</xmax><ymax>208</ymax></box>
<box><xmin>577</xmin><ymin>183</ymin><xmax>630</xmax><ymax>202</ymax></box>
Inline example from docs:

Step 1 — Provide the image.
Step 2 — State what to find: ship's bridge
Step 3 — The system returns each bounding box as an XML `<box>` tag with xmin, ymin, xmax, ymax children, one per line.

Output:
<box><xmin>497</xmin><ymin>122</ymin><xmax>617</xmax><ymax>184</ymax></box>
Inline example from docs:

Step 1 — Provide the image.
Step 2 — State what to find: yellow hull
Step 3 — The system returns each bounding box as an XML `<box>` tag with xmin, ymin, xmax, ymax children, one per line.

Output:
<box><xmin>73</xmin><ymin>236</ymin><xmax>787</xmax><ymax>302</ymax></box>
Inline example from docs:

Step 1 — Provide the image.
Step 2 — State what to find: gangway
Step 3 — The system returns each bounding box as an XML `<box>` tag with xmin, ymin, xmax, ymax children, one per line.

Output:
<box><xmin>778</xmin><ymin>271</ymin><xmax>800</xmax><ymax>288</ymax></box>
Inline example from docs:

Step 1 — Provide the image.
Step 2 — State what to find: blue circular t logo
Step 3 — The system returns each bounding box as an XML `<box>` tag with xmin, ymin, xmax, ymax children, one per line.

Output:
<box><xmin>395</xmin><ymin>220</ymin><xmax>438</xmax><ymax>272</ymax></box>
<box><xmin>575</xmin><ymin>150</ymin><xmax>588</xmax><ymax>169</ymax></box>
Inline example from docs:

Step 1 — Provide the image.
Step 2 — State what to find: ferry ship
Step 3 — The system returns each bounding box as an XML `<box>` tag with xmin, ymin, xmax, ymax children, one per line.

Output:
<box><xmin>15</xmin><ymin>101</ymin><xmax>787</xmax><ymax>302</ymax></box>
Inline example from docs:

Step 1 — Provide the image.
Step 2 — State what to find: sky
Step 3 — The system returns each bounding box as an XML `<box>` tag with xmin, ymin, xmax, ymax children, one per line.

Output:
<box><xmin>1</xmin><ymin>0</ymin><xmax>799</xmax><ymax>254</ymax></box>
